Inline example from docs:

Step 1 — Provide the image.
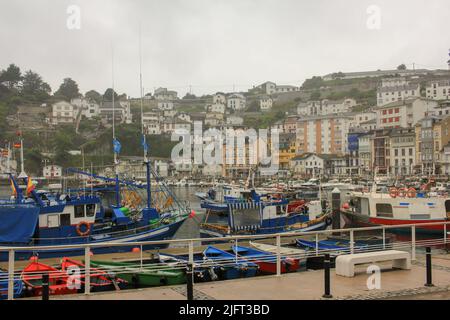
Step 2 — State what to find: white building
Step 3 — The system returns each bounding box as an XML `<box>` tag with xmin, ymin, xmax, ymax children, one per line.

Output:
<box><xmin>51</xmin><ymin>101</ymin><xmax>77</xmax><ymax>125</ymax></box>
<box><xmin>154</xmin><ymin>160</ymin><xmax>169</xmax><ymax>177</ymax></box>
<box><xmin>154</xmin><ymin>88</ymin><xmax>178</xmax><ymax>101</ymax></box>
<box><xmin>207</xmin><ymin>103</ymin><xmax>225</xmax><ymax>114</ymax></box>
<box><xmin>177</xmin><ymin>112</ymin><xmax>191</xmax><ymax>123</ymax></box>
<box><xmin>163</xmin><ymin>109</ymin><xmax>177</xmax><ymax>118</ymax></box>
<box><xmin>255</xmin><ymin>82</ymin><xmax>277</xmax><ymax>95</ymax></box>
<box><xmin>142</xmin><ymin>112</ymin><xmax>161</xmax><ymax>135</ymax></box>
<box><xmin>226</xmin><ymin>115</ymin><xmax>244</xmax><ymax>126</ymax></box>
<box><xmin>441</xmin><ymin>143</ymin><xmax>450</xmax><ymax>175</ymax></box>
<box><xmin>350</xmin><ymin>111</ymin><xmax>377</xmax><ymax>128</ymax></box>
<box><xmin>205</xmin><ymin>113</ymin><xmax>224</xmax><ymax>127</ymax></box>
<box><xmin>43</xmin><ymin>165</ymin><xmax>63</xmax><ymax>178</ymax></box>
<box><xmin>71</xmin><ymin>98</ymin><xmax>99</xmax><ymax>119</ymax></box>
<box><xmin>297</xmin><ymin>98</ymin><xmax>357</xmax><ymax>116</ymax></box>
<box><xmin>213</xmin><ymin>92</ymin><xmax>226</xmax><ymax>105</ymax></box>
<box><xmin>377</xmin><ymin>77</ymin><xmax>420</xmax><ymax>106</ymax></box>
<box><xmin>426</xmin><ymin>79</ymin><xmax>450</xmax><ymax>101</ymax></box>
<box><xmin>157</xmin><ymin>101</ymin><xmax>174</xmax><ymax>110</ymax></box>
<box><xmin>227</xmin><ymin>94</ymin><xmax>246</xmax><ymax>111</ymax></box>
<box><xmin>260</xmin><ymin>96</ymin><xmax>273</xmax><ymax>112</ymax></box>
<box><xmin>375</xmin><ymin>98</ymin><xmax>438</xmax><ymax>129</ymax></box>
<box><xmin>99</xmin><ymin>101</ymin><xmax>132</xmax><ymax>124</ymax></box>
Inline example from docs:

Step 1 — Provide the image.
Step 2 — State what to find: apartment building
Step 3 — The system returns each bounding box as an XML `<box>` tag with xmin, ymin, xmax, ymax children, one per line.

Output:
<box><xmin>297</xmin><ymin>98</ymin><xmax>356</xmax><ymax>116</ymax></box>
<box><xmin>426</xmin><ymin>79</ymin><xmax>450</xmax><ymax>100</ymax></box>
<box><xmin>375</xmin><ymin>98</ymin><xmax>438</xmax><ymax>129</ymax></box>
<box><xmin>227</xmin><ymin>93</ymin><xmax>246</xmax><ymax>111</ymax></box>
<box><xmin>51</xmin><ymin>101</ymin><xmax>77</xmax><ymax>125</ymax></box>
<box><xmin>296</xmin><ymin>114</ymin><xmax>353</xmax><ymax>155</ymax></box>
<box><xmin>260</xmin><ymin>96</ymin><xmax>273</xmax><ymax>112</ymax></box>
<box><xmin>377</xmin><ymin>77</ymin><xmax>420</xmax><ymax>106</ymax></box>
<box><xmin>389</xmin><ymin>127</ymin><xmax>415</xmax><ymax>175</ymax></box>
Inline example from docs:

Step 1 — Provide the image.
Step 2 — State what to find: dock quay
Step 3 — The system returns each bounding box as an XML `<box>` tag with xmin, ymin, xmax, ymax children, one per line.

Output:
<box><xmin>18</xmin><ymin>251</ymin><xmax>450</xmax><ymax>300</ymax></box>
<box><xmin>2</xmin><ymin>222</ymin><xmax>450</xmax><ymax>301</ymax></box>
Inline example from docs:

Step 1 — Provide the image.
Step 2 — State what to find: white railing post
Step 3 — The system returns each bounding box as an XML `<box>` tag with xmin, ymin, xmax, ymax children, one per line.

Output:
<box><xmin>235</xmin><ymin>239</ymin><xmax>238</xmax><ymax>264</ymax></box>
<box><xmin>188</xmin><ymin>240</ymin><xmax>194</xmax><ymax>265</ymax></box>
<box><xmin>7</xmin><ymin>249</ymin><xmax>14</xmax><ymax>301</ymax></box>
<box><xmin>276</xmin><ymin>235</ymin><xmax>281</xmax><ymax>276</ymax></box>
<box><xmin>350</xmin><ymin>230</ymin><xmax>354</xmax><ymax>254</ymax></box>
<box><xmin>84</xmin><ymin>246</ymin><xmax>90</xmax><ymax>295</ymax></box>
<box><xmin>140</xmin><ymin>244</ymin><xmax>143</xmax><ymax>270</ymax></box>
<box><xmin>382</xmin><ymin>227</ymin><xmax>386</xmax><ymax>250</ymax></box>
<box><xmin>411</xmin><ymin>225</ymin><xmax>416</xmax><ymax>261</ymax></box>
<box><xmin>444</xmin><ymin>224</ymin><xmax>447</xmax><ymax>246</ymax></box>
<box><xmin>315</xmin><ymin>233</ymin><xmax>319</xmax><ymax>256</ymax></box>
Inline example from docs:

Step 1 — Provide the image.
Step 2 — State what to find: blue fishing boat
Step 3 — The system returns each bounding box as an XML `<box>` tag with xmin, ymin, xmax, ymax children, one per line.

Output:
<box><xmin>231</xmin><ymin>245</ymin><xmax>302</xmax><ymax>274</ymax></box>
<box><xmin>203</xmin><ymin>246</ymin><xmax>259</xmax><ymax>280</ymax></box>
<box><xmin>0</xmin><ymin>269</ymin><xmax>24</xmax><ymax>299</ymax></box>
<box><xmin>295</xmin><ymin>239</ymin><xmax>369</xmax><ymax>252</ymax></box>
<box><xmin>200</xmin><ymin>199</ymin><xmax>332</xmax><ymax>238</ymax></box>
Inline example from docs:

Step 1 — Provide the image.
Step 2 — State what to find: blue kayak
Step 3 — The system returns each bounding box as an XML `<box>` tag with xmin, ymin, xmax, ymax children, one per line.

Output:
<box><xmin>296</xmin><ymin>239</ymin><xmax>369</xmax><ymax>252</ymax></box>
<box><xmin>203</xmin><ymin>246</ymin><xmax>259</xmax><ymax>280</ymax></box>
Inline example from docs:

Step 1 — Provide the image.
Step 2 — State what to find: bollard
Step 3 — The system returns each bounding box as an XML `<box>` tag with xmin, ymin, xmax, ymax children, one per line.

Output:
<box><xmin>186</xmin><ymin>263</ymin><xmax>194</xmax><ymax>300</ymax></box>
<box><xmin>42</xmin><ymin>273</ymin><xmax>49</xmax><ymax>300</ymax></box>
<box><xmin>424</xmin><ymin>247</ymin><xmax>434</xmax><ymax>287</ymax></box>
<box><xmin>322</xmin><ymin>254</ymin><xmax>332</xmax><ymax>298</ymax></box>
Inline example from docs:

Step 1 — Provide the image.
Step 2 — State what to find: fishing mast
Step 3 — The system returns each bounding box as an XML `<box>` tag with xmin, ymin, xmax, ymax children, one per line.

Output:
<box><xmin>139</xmin><ymin>24</ymin><xmax>152</xmax><ymax>210</ymax></box>
<box><xmin>111</xmin><ymin>44</ymin><xmax>121</xmax><ymax>207</ymax></box>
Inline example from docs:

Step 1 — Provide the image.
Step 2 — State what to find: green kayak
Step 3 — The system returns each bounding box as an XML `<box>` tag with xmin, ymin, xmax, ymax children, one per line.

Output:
<box><xmin>89</xmin><ymin>260</ymin><xmax>186</xmax><ymax>288</ymax></box>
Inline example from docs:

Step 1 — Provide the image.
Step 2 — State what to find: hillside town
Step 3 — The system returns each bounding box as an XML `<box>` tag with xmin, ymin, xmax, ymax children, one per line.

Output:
<box><xmin>1</xmin><ymin>63</ymin><xmax>450</xmax><ymax>182</ymax></box>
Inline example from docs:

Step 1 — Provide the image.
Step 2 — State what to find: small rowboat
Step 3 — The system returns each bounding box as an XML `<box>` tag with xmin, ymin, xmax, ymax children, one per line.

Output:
<box><xmin>0</xmin><ymin>269</ymin><xmax>24</xmax><ymax>300</ymax></box>
<box><xmin>203</xmin><ymin>246</ymin><xmax>259</xmax><ymax>280</ymax></box>
<box><xmin>231</xmin><ymin>245</ymin><xmax>300</xmax><ymax>274</ymax></box>
<box><xmin>60</xmin><ymin>258</ymin><xmax>127</xmax><ymax>292</ymax></box>
<box><xmin>89</xmin><ymin>259</ymin><xmax>186</xmax><ymax>288</ymax></box>
<box><xmin>21</xmin><ymin>261</ymin><xmax>78</xmax><ymax>297</ymax></box>
<box><xmin>296</xmin><ymin>239</ymin><xmax>369</xmax><ymax>253</ymax></box>
<box><xmin>249</xmin><ymin>241</ymin><xmax>307</xmax><ymax>256</ymax></box>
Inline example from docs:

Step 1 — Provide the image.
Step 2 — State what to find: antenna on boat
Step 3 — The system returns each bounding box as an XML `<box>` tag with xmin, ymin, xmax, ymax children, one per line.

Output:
<box><xmin>111</xmin><ymin>43</ymin><xmax>121</xmax><ymax>207</ymax></box>
<box><xmin>138</xmin><ymin>23</ymin><xmax>152</xmax><ymax>211</ymax></box>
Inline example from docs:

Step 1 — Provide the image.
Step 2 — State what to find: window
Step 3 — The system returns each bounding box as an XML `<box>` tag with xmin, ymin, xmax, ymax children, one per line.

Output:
<box><xmin>74</xmin><ymin>205</ymin><xmax>85</xmax><ymax>218</ymax></box>
<box><xmin>395</xmin><ymin>108</ymin><xmax>399</xmax><ymax>113</ymax></box>
<box><xmin>376</xmin><ymin>203</ymin><xmax>393</xmax><ymax>218</ymax></box>
<box><xmin>86</xmin><ymin>204</ymin><xmax>96</xmax><ymax>217</ymax></box>
<box><xmin>60</xmin><ymin>214</ymin><xmax>71</xmax><ymax>226</ymax></box>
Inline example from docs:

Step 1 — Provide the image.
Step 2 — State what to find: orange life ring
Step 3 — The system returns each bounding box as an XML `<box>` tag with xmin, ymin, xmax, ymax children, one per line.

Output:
<box><xmin>398</xmin><ymin>188</ymin><xmax>407</xmax><ymax>198</ymax></box>
<box><xmin>407</xmin><ymin>188</ymin><xmax>416</xmax><ymax>198</ymax></box>
<box><xmin>389</xmin><ymin>188</ymin><xmax>398</xmax><ymax>198</ymax></box>
<box><xmin>76</xmin><ymin>221</ymin><xmax>91</xmax><ymax>237</ymax></box>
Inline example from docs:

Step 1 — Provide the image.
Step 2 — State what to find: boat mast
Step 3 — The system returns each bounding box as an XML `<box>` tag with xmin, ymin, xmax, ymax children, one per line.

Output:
<box><xmin>18</xmin><ymin>131</ymin><xmax>26</xmax><ymax>179</ymax></box>
<box><xmin>139</xmin><ymin>24</ymin><xmax>151</xmax><ymax>210</ymax></box>
<box><xmin>112</xmin><ymin>44</ymin><xmax>121</xmax><ymax>207</ymax></box>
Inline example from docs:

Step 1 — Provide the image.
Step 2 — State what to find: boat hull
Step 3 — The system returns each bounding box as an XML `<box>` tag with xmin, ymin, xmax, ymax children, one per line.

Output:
<box><xmin>0</xmin><ymin>219</ymin><xmax>186</xmax><ymax>261</ymax></box>
<box><xmin>341</xmin><ymin>210</ymin><xmax>447</xmax><ymax>235</ymax></box>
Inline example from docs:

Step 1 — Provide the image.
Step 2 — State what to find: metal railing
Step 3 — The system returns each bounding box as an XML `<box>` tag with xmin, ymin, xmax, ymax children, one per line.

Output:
<box><xmin>1</xmin><ymin>221</ymin><xmax>450</xmax><ymax>300</ymax></box>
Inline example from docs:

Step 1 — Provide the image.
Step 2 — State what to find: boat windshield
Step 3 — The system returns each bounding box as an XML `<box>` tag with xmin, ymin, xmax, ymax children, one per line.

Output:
<box><xmin>232</xmin><ymin>208</ymin><xmax>261</xmax><ymax>228</ymax></box>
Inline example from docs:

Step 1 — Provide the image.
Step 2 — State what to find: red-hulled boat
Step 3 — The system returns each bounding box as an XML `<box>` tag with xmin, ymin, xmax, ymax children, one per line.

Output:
<box><xmin>21</xmin><ymin>260</ymin><xmax>78</xmax><ymax>296</ymax></box>
<box><xmin>231</xmin><ymin>245</ymin><xmax>300</xmax><ymax>274</ymax></box>
<box><xmin>60</xmin><ymin>258</ymin><xmax>127</xmax><ymax>292</ymax></box>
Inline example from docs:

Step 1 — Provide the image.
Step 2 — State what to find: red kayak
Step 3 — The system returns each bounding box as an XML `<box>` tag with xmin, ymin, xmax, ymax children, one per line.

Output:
<box><xmin>232</xmin><ymin>245</ymin><xmax>300</xmax><ymax>274</ymax></box>
<box><xmin>60</xmin><ymin>258</ymin><xmax>127</xmax><ymax>292</ymax></box>
<box><xmin>21</xmin><ymin>261</ymin><xmax>78</xmax><ymax>297</ymax></box>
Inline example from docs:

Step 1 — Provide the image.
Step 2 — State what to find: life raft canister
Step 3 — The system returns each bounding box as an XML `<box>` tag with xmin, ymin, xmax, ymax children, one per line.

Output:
<box><xmin>76</xmin><ymin>221</ymin><xmax>91</xmax><ymax>237</ymax></box>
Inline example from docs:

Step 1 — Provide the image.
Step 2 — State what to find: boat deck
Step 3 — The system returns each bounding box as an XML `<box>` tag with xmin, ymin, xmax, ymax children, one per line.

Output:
<box><xmin>18</xmin><ymin>252</ymin><xmax>450</xmax><ymax>300</ymax></box>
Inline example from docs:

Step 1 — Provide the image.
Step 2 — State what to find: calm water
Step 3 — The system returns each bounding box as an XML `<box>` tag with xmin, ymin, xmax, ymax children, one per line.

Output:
<box><xmin>0</xmin><ymin>185</ymin><xmax>205</xmax><ymax>241</ymax></box>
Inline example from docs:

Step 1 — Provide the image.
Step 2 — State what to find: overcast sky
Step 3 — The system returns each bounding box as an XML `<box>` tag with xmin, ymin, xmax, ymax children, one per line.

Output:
<box><xmin>0</xmin><ymin>0</ymin><xmax>449</xmax><ymax>97</ymax></box>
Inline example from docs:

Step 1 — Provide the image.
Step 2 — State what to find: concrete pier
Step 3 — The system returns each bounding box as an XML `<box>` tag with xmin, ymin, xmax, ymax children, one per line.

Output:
<box><xmin>19</xmin><ymin>252</ymin><xmax>450</xmax><ymax>300</ymax></box>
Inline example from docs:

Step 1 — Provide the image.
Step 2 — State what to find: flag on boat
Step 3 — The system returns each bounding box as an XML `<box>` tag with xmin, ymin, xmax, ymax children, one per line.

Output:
<box><xmin>113</xmin><ymin>138</ymin><xmax>121</xmax><ymax>154</ymax></box>
<box><xmin>26</xmin><ymin>176</ymin><xmax>35</xmax><ymax>196</ymax></box>
<box><xmin>10</xmin><ymin>178</ymin><xmax>16</xmax><ymax>197</ymax></box>
<box><xmin>141</xmin><ymin>135</ymin><xmax>149</xmax><ymax>152</ymax></box>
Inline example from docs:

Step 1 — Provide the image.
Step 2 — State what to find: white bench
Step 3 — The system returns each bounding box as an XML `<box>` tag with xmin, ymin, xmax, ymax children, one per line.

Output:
<box><xmin>335</xmin><ymin>250</ymin><xmax>411</xmax><ymax>277</ymax></box>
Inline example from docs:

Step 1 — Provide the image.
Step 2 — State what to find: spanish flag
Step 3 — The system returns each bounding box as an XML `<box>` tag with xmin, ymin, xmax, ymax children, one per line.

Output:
<box><xmin>26</xmin><ymin>176</ymin><xmax>35</xmax><ymax>196</ymax></box>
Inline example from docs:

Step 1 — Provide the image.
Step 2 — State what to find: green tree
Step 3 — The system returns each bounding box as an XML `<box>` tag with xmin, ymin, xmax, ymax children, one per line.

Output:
<box><xmin>55</xmin><ymin>78</ymin><xmax>80</xmax><ymax>101</ymax></box>
<box><xmin>310</xmin><ymin>90</ymin><xmax>321</xmax><ymax>100</ymax></box>
<box><xmin>103</xmin><ymin>88</ymin><xmax>118</xmax><ymax>102</ymax></box>
<box><xmin>397</xmin><ymin>64</ymin><xmax>407</xmax><ymax>70</ymax></box>
<box><xmin>85</xmin><ymin>90</ymin><xmax>102</xmax><ymax>104</ymax></box>
<box><xmin>0</xmin><ymin>64</ymin><xmax>22</xmax><ymax>90</ymax></box>
<box><xmin>21</xmin><ymin>70</ymin><xmax>51</xmax><ymax>102</ymax></box>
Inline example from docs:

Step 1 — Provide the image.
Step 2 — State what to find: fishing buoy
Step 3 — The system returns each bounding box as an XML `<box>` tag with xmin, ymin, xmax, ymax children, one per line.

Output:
<box><xmin>89</xmin><ymin>251</ymin><xmax>94</xmax><ymax>256</ymax></box>
<box><xmin>29</xmin><ymin>256</ymin><xmax>38</xmax><ymax>262</ymax></box>
<box><xmin>132</xmin><ymin>247</ymin><xmax>141</xmax><ymax>253</ymax></box>
<box><xmin>342</xmin><ymin>202</ymin><xmax>350</xmax><ymax>210</ymax></box>
<box><xmin>189</xmin><ymin>210</ymin><xmax>196</xmax><ymax>218</ymax></box>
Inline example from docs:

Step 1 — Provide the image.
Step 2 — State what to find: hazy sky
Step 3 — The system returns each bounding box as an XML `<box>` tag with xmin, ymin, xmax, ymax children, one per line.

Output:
<box><xmin>0</xmin><ymin>0</ymin><xmax>449</xmax><ymax>97</ymax></box>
